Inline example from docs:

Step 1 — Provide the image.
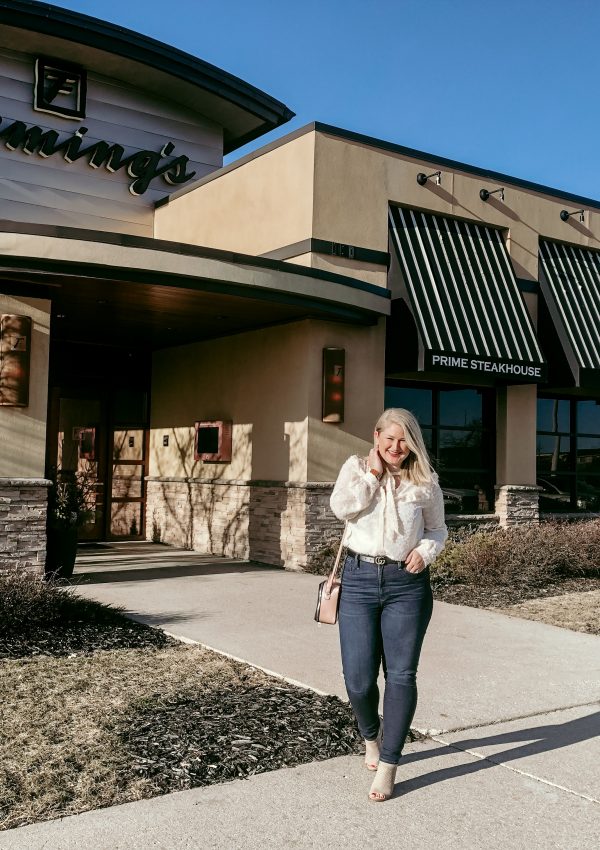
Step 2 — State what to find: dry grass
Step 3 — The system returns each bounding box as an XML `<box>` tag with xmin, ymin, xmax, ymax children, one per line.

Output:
<box><xmin>493</xmin><ymin>589</ymin><xmax>600</xmax><ymax>635</ymax></box>
<box><xmin>0</xmin><ymin>646</ymin><xmax>273</xmax><ymax>830</ymax></box>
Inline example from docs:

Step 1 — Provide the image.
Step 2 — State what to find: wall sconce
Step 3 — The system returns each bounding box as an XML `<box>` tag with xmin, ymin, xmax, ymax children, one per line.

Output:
<box><xmin>322</xmin><ymin>347</ymin><xmax>345</xmax><ymax>423</ymax></box>
<box><xmin>416</xmin><ymin>170</ymin><xmax>441</xmax><ymax>186</ymax></box>
<box><xmin>480</xmin><ymin>187</ymin><xmax>504</xmax><ymax>202</ymax></box>
<box><xmin>0</xmin><ymin>314</ymin><xmax>31</xmax><ymax>407</ymax></box>
<box><xmin>560</xmin><ymin>209</ymin><xmax>585</xmax><ymax>223</ymax></box>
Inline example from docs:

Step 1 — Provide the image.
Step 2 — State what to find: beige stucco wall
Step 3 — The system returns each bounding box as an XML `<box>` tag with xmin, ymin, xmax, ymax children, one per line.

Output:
<box><xmin>154</xmin><ymin>132</ymin><xmax>315</xmax><ymax>256</ymax></box>
<box><xmin>0</xmin><ymin>295</ymin><xmax>50</xmax><ymax>478</ymax></box>
<box><xmin>496</xmin><ymin>384</ymin><xmax>538</xmax><ymax>486</ymax></box>
<box><xmin>150</xmin><ymin>321</ymin><xmax>311</xmax><ymax>482</ymax></box>
<box><xmin>149</xmin><ymin>317</ymin><xmax>384</xmax><ymax>484</ymax></box>
<box><xmin>306</xmin><ymin>320</ymin><xmax>385</xmax><ymax>481</ymax></box>
<box><xmin>311</xmin><ymin>130</ymin><xmax>600</xmax><ymax>284</ymax></box>
<box><xmin>156</xmin><ymin>124</ymin><xmax>600</xmax><ymax>297</ymax></box>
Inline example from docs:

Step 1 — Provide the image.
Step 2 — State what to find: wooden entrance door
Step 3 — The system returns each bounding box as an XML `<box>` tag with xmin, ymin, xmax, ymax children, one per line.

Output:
<box><xmin>109</xmin><ymin>428</ymin><xmax>148</xmax><ymax>538</ymax></box>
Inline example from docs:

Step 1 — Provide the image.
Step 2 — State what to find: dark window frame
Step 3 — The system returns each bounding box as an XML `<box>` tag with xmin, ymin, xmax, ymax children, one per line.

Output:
<box><xmin>536</xmin><ymin>395</ymin><xmax>600</xmax><ymax>512</ymax></box>
<box><xmin>384</xmin><ymin>381</ymin><xmax>496</xmax><ymax>514</ymax></box>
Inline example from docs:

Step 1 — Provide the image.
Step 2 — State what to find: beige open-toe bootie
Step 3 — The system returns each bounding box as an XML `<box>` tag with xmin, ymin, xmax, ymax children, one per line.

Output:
<box><xmin>368</xmin><ymin>761</ymin><xmax>397</xmax><ymax>802</ymax></box>
<box><xmin>364</xmin><ymin>729</ymin><xmax>382</xmax><ymax>771</ymax></box>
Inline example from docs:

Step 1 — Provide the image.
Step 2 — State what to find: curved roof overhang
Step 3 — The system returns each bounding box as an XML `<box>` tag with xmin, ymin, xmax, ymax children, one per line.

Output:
<box><xmin>0</xmin><ymin>1</ymin><xmax>294</xmax><ymax>153</ymax></box>
<box><xmin>0</xmin><ymin>223</ymin><xmax>390</xmax><ymax>349</ymax></box>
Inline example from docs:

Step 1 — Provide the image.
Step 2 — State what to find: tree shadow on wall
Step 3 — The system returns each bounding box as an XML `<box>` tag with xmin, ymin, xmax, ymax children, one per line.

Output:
<box><xmin>151</xmin><ymin>425</ymin><xmax>258</xmax><ymax>561</ymax></box>
<box><xmin>150</xmin><ymin>424</ymin><xmax>298</xmax><ymax>568</ymax></box>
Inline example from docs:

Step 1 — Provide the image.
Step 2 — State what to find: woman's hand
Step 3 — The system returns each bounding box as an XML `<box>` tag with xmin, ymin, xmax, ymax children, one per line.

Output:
<box><xmin>368</xmin><ymin>447</ymin><xmax>384</xmax><ymax>476</ymax></box>
<box><xmin>404</xmin><ymin>549</ymin><xmax>425</xmax><ymax>574</ymax></box>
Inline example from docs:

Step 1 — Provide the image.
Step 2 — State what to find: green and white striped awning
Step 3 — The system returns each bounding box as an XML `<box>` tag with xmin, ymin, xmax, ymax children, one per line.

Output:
<box><xmin>539</xmin><ymin>240</ymin><xmax>600</xmax><ymax>387</ymax></box>
<box><xmin>389</xmin><ymin>206</ymin><xmax>546</xmax><ymax>382</ymax></box>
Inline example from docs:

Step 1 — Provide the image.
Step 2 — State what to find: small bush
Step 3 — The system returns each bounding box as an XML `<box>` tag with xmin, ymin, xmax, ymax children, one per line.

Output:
<box><xmin>430</xmin><ymin>520</ymin><xmax>600</xmax><ymax>589</ymax></box>
<box><xmin>0</xmin><ymin>570</ymin><xmax>172</xmax><ymax>658</ymax></box>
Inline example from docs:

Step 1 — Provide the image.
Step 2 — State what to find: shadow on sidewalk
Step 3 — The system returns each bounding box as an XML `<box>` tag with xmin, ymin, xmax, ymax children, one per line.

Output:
<box><xmin>397</xmin><ymin>709</ymin><xmax>600</xmax><ymax>797</ymax></box>
<box><xmin>73</xmin><ymin>561</ymin><xmax>279</xmax><ymax>585</ymax></box>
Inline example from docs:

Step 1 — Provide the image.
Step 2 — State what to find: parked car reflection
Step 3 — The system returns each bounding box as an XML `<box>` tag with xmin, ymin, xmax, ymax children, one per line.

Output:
<box><xmin>441</xmin><ymin>487</ymin><xmax>480</xmax><ymax>514</ymax></box>
<box><xmin>537</xmin><ymin>477</ymin><xmax>600</xmax><ymax>512</ymax></box>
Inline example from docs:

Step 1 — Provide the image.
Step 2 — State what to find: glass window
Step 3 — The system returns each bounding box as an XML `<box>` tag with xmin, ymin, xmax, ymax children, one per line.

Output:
<box><xmin>439</xmin><ymin>429</ymin><xmax>483</xmax><ymax>471</ymax></box>
<box><xmin>577</xmin><ymin>400</ymin><xmax>600</xmax><ymax>435</ymax></box>
<box><xmin>538</xmin><ymin>395</ymin><xmax>600</xmax><ymax>512</ymax></box>
<box><xmin>537</xmin><ymin>473</ymin><xmax>573</xmax><ymax>513</ymax></box>
<box><xmin>537</xmin><ymin>398</ymin><xmax>570</xmax><ymax>433</ymax></box>
<box><xmin>536</xmin><ymin>435</ymin><xmax>571</xmax><ymax>472</ymax></box>
<box><xmin>422</xmin><ymin>428</ymin><xmax>433</xmax><ymax>453</ymax></box>
<box><xmin>383</xmin><ymin>386</ymin><xmax>432</xmax><ymax>426</ymax></box>
<box><xmin>439</xmin><ymin>389</ymin><xmax>482</xmax><ymax>428</ymax></box>
<box><xmin>385</xmin><ymin>382</ymin><xmax>495</xmax><ymax>515</ymax></box>
<box><xmin>576</xmin><ymin>437</ymin><xmax>600</xmax><ymax>474</ymax></box>
<box><xmin>576</xmin><ymin>476</ymin><xmax>600</xmax><ymax>511</ymax></box>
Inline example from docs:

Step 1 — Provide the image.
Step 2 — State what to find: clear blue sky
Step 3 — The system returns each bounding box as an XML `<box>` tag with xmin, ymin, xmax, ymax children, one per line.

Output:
<box><xmin>49</xmin><ymin>0</ymin><xmax>600</xmax><ymax>199</ymax></box>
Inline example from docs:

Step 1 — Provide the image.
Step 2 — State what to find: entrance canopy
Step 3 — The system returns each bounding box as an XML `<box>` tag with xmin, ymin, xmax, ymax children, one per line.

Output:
<box><xmin>0</xmin><ymin>223</ymin><xmax>389</xmax><ymax>349</ymax></box>
<box><xmin>539</xmin><ymin>240</ymin><xmax>600</xmax><ymax>388</ymax></box>
<box><xmin>389</xmin><ymin>206</ymin><xmax>546</xmax><ymax>383</ymax></box>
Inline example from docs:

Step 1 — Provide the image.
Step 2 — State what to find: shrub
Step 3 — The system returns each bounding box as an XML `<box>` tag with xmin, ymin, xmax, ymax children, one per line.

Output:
<box><xmin>0</xmin><ymin>570</ymin><xmax>172</xmax><ymax>658</ymax></box>
<box><xmin>430</xmin><ymin>520</ymin><xmax>600</xmax><ymax>589</ymax></box>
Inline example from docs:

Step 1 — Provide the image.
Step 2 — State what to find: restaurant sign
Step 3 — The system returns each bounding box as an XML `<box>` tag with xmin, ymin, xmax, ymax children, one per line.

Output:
<box><xmin>428</xmin><ymin>353</ymin><xmax>546</xmax><ymax>382</ymax></box>
<box><xmin>0</xmin><ymin>57</ymin><xmax>196</xmax><ymax>196</ymax></box>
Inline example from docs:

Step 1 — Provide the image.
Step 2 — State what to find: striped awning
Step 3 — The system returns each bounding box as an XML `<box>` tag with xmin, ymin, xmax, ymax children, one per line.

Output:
<box><xmin>539</xmin><ymin>240</ymin><xmax>600</xmax><ymax>387</ymax></box>
<box><xmin>389</xmin><ymin>206</ymin><xmax>546</xmax><ymax>382</ymax></box>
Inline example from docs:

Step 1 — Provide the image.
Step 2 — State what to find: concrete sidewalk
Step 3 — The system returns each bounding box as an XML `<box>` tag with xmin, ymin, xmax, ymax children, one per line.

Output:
<box><xmin>2</xmin><ymin>542</ymin><xmax>599</xmax><ymax>850</ymax></box>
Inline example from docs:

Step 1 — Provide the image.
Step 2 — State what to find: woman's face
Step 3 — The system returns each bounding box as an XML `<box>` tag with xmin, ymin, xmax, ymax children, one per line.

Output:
<box><xmin>375</xmin><ymin>422</ymin><xmax>411</xmax><ymax>468</ymax></box>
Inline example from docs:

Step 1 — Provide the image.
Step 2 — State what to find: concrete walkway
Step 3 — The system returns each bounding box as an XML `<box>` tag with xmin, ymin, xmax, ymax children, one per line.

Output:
<box><xmin>2</xmin><ymin>542</ymin><xmax>599</xmax><ymax>850</ymax></box>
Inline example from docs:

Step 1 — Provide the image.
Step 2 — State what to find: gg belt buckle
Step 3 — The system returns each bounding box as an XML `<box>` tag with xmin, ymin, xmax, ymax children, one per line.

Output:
<box><xmin>374</xmin><ymin>555</ymin><xmax>386</xmax><ymax>565</ymax></box>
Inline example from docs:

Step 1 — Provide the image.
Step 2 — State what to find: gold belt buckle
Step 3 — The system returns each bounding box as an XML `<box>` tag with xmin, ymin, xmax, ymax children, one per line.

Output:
<box><xmin>375</xmin><ymin>556</ymin><xmax>386</xmax><ymax>565</ymax></box>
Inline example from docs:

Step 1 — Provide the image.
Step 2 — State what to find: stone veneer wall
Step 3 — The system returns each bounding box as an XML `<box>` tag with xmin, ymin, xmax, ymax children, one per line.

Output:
<box><xmin>495</xmin><ymin>485</ymin><xmax>540</xmax><ymax>526</ymax></box>
<box><xmin>147</xmin><ymin>479</ymin><xmax>543</xmax><ymax>569</ymax></box>
<box><xmin>0</xmin><ymin>479</ymin><xmax>50</xmax><ymax>572</ymax></box>
<box><xmin>146</xmin><ymin>479</ymin><xmax>343</xmax><ymax>570</ymax></box>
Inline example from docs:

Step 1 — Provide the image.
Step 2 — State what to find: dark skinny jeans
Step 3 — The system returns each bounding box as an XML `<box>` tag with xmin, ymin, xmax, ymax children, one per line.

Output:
<box><xmin>338</xmin><ymin>553</ymin><xmax>433</xmax><ymax>765</ymax></box>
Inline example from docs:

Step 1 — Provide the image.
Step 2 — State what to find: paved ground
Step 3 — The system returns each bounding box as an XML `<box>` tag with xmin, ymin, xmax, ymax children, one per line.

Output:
<box><xmin>2</xmin><ymin>542</ymin><xmax>599</xmax><ymax>850</ymax></box>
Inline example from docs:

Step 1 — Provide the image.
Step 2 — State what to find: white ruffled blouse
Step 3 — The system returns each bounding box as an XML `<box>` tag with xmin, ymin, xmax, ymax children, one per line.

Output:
<box><xmin>330</xmin><ymin>455</ymin><xmax>448</xmax><ymax>566</ymax></box>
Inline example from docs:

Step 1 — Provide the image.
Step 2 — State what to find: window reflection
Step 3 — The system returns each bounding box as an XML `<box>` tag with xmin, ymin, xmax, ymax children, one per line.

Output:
<box><xmin>576</xmin><ymin>437</ymin><xmax>600</xmax><ymax>473</ymax></box>
<box><xmin>383</xmin><ymin>386</ymin><xmax>432</xmax><ymax>425</ymax></box>
<box><xmin>577</xmin><ymin>401</ymin><xmax>600</xmax><ymax>435</ymax></box>
<box><xmin>537</xmin><ymin>398</ymin><xmax>570</xmax><ymax>433</ymax></box>
<box><xmin>385</xmin><ymin>383</ymin><xmax>494</xmax><ymax>515</ymax></box>
<box><xmin>439</xmin><ymin>389</ymin><xmax>482</xmax><ymax>428</ymax></box>
<box><xmin>537</xmin><ymin>396</ymin><xmax>600</xmax><ymax>512</ymax></box>
<box><xmin>576</xmin><ymin>476</ymin><xmax>600</xmax><ymax>511</ymax></box>
<box><xmin>536</xmin><ymin>435</ymin><xmax>570</xmax><ymax>472</ymax></box>
<box><xmin>439</xmin><ymin>429</ymin><xmax>483</xmax><ymax>471</ymax></box>
<box><xmin>537</xmin><ymin>474</ymin><xmax>573</xmax><ymax>512</ymax></box>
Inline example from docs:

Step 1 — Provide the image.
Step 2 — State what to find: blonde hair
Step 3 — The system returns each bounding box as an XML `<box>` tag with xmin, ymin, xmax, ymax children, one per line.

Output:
<box><xmin>374</xmin><ymin>407</ymin><xmax>435</xmax><ymax>486</ymax></box>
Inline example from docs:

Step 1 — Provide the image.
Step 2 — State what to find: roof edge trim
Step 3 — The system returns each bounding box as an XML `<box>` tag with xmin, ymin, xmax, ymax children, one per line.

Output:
<box><xmin>0</xmin><ymin>1</ymin><xmax>294</xmax><ymax>150</ymax></box>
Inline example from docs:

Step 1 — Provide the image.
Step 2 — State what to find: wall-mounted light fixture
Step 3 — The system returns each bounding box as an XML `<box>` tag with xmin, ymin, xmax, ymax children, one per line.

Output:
<box><xmin>480</xmin><ymin>187</ymin><xmax>505</xmax><ymax>202</ymax></box>
<box><xmin>560</xmin><ymin>208</ymin><xmax>585</xmax><ymax>223</ymax></box>
<box><xmin>416</xmin><ymin>170</ymin><xmax>441</xmax><ymax>186</ymax></box>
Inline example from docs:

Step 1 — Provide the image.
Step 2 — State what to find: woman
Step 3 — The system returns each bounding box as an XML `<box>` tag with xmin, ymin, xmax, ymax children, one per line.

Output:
<box><xmin>330</xmin><ymin>408</ymin><xmax>447</xmax><ymax>802</ymax></box>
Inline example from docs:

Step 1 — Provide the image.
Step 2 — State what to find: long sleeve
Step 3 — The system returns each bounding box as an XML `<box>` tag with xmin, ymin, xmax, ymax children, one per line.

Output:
<box><xmin>413</xmin><ymin>481</ymin><xmax>448</xmax><ymax>566</ymax></box>
<box><xmin>330</xmin><ymin>455</ymin><xmax>380</xmax><ymax>521</ymax></box>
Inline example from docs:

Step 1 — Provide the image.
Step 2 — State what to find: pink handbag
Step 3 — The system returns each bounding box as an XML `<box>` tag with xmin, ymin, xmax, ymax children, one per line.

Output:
<box><xmin>314</xmin><ymin>526</ymin><xmax>347</xmax><ymax>625</ymax></box>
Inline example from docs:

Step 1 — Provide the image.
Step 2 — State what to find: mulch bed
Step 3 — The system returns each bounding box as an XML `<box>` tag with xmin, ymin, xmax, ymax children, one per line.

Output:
<box><xmin>0</xmin><ymin>618</ymin><xmax>174</xmax><ymax>660</ymax></box>
<box><xmin>431</xmin><ymin>576</ymin><xmax>600</xmax><ymax>608</ymax></box>
<box><xmin>119</xmin><ymin>684</ymin><xmax>364</xmax><ymax>792</ymax></box>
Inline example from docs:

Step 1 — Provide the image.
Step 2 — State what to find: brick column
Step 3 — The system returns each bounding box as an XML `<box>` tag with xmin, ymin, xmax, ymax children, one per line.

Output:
<box><xmin>0</xmin><ymin>478</ymin><xmax>50</xmax><ymax>573</ymax></box>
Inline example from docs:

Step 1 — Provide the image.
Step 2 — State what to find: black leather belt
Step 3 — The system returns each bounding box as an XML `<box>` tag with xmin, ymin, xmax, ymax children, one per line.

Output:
<box><xmin>346</xmin><ymin>549</ymin><xmax>402</xmax><ymax>566</ymax></box>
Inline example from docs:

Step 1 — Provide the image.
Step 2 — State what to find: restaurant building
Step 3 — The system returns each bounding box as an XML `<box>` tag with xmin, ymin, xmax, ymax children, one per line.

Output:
<box><xmin>1</xmin><ymin>1</ymin><xmax>599</xmax><ymax>573</ymax></box>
